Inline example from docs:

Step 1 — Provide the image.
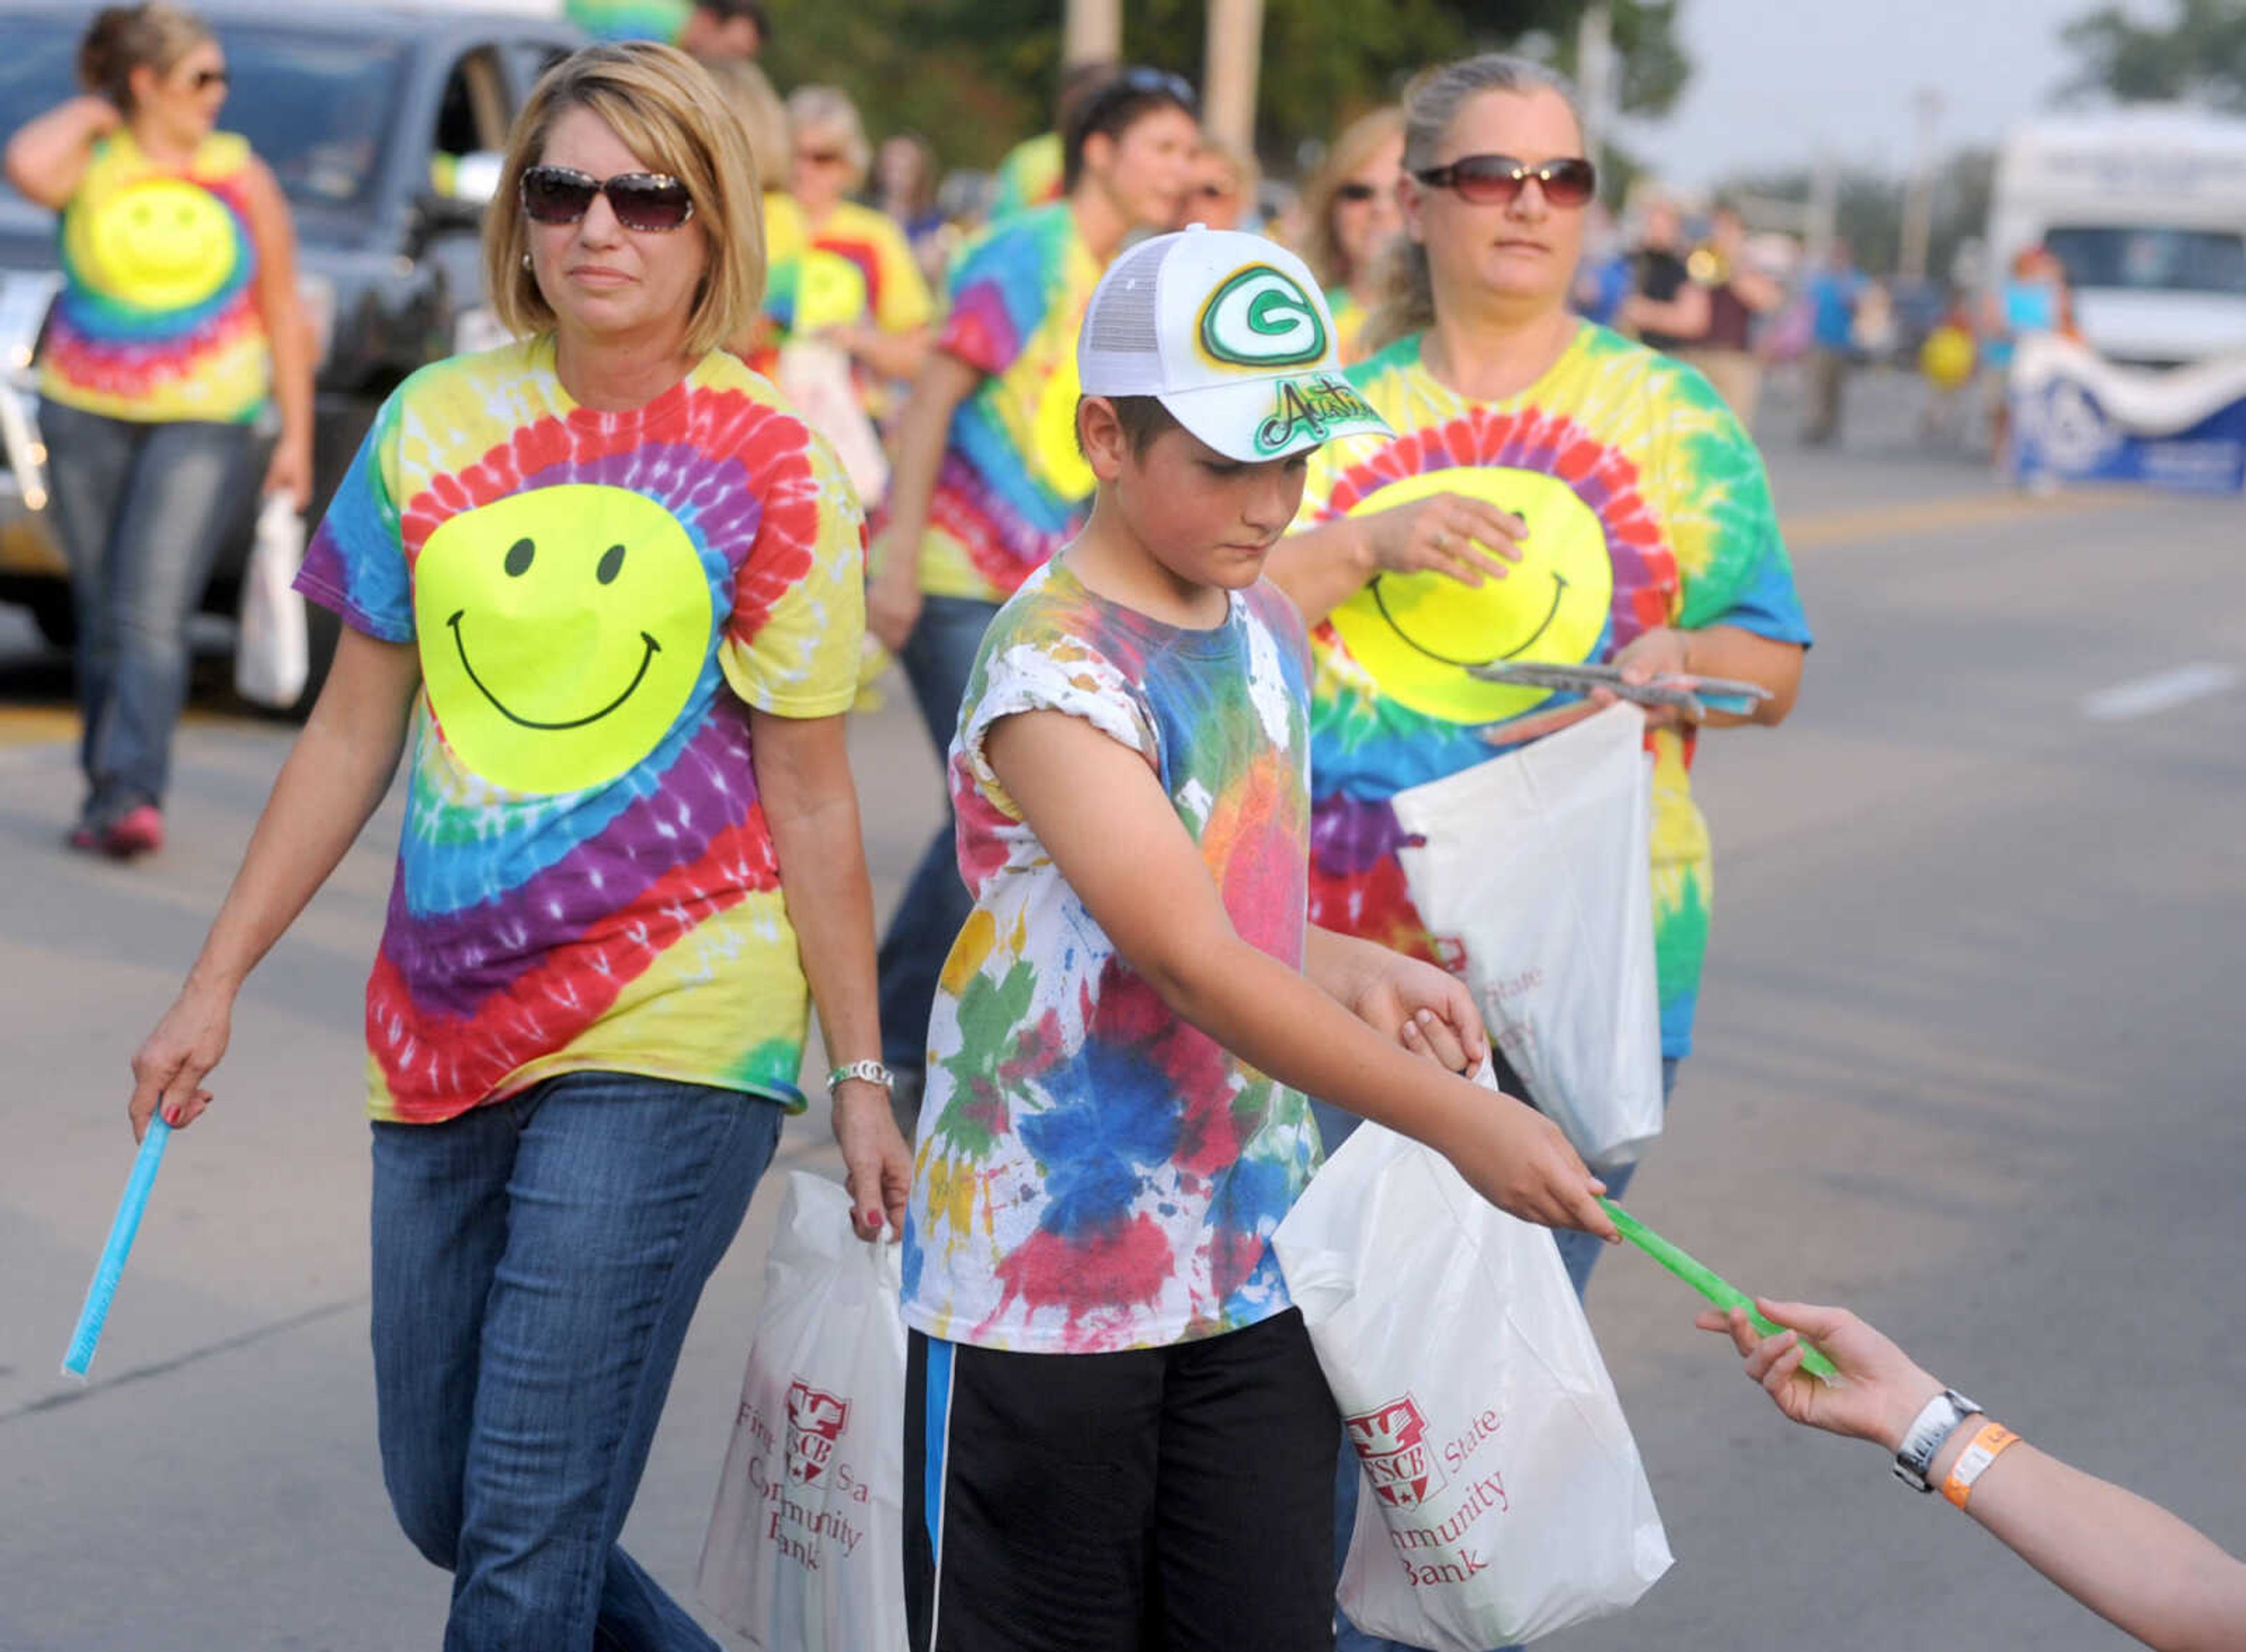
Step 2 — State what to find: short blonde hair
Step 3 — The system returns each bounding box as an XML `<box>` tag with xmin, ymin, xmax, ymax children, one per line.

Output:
<box><xmin>485</xmin><ymin>43</ymin><xmax>766</xmax><ymax>359</ymax></box>
<box><xmin>785</xmin><ymin>85</ymin><xmax>871</xmax><ymax>190</ymax></box>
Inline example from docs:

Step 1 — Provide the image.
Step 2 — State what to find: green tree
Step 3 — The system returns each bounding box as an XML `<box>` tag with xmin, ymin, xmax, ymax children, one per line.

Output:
<box><xmin>2061</xmin><ymin>0</ymin><xmax>2246</xmax><ymax>109</ymax></box>
<box><xmin>762</xmin><ymin>0</ymin><xmax>1690</xmax><ymax>176</ymax></box>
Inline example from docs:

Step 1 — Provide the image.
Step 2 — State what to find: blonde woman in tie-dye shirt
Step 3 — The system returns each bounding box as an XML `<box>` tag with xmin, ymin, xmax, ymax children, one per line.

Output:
<box><xmin>120</xmin><ymin>45</ymin><xmax>911</xmax><ymax>1650</ymax></box>
<box><xmin>1267</xmin><ymin>57</ymin><xmax>1808</xmax><ymax>1652</ymax></box>
<box><xmin>6</xmin><ymin>2</ymin><xmax>312</xmax><ymax>857</ymax></box>
<box><xmin>1271</xmin><ymin>56</ymin><xmax>1811</xmax><ymax>1293</ymax></box>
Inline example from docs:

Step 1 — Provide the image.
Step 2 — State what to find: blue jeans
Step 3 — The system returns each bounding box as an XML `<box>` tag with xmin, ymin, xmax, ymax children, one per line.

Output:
<box><xmin>876</xmin><ymin>594</ymin><xmax>1000</xmax><ymax>1074</ymax></box>
<box><xmin>370</xmin><ymin>1071</ymin><xmax>783</xmax><ymax>1652</ymax></box>
<box><xmin>1311</xmin><ymin>1057</ymin><xmax>1678</xmax><ymax>1652</ymax></box>
<box><xmin>39</xmin><ymin>400</ymin><xmax>257</xmax><ymax>812</ymax></box>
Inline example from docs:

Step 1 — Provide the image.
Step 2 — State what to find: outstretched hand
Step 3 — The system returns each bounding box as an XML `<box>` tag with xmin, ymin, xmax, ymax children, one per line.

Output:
<box><xmin>1696</xmin><ymin>1298</ymin><xmax>1945</xmax><ymax>1450</ymax></box>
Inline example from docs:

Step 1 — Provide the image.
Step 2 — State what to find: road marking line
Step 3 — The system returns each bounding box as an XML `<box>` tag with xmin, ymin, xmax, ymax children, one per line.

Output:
<box><xmin>2079</xmin><ymin>663</ymin><xmax>2241</xmax><ymax>722</ymax></box>
<box><xmin>0</xmin><ymin>705</ymin><xmax>77</xmax><ymax>746</ymax></box>
<box><xmin>1785</xmin><ymin>487</ymin><xmax>2141</xmax><ymax>550</ymax></box>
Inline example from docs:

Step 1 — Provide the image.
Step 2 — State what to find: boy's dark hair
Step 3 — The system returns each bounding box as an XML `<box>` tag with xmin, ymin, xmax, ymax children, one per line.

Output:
<box><xmin>1063</xmin><ymin>67</ymin><xmax>1197</xmax><ymax>192</ymax></box>
<box><xmin>1076</xmin><ymin>394</ymin><xmax>1183</xmax><ymax>462</ymax></box>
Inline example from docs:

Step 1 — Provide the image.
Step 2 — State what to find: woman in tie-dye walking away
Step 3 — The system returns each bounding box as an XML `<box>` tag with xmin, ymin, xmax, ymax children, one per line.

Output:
<box><xmin>118</xmin><ymin>43</ymin><xmax>911</xmax><ymax>1650</ymax></box>
<box><xmin>6</xmin><ymin>1</ymin><xmax>312</xmax><ymax>857</ymax></box>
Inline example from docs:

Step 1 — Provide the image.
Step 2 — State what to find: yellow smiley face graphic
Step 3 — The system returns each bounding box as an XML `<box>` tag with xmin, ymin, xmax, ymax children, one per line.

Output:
<box><xmin>1028</xmin><ymin>336</ymin><xmax>1097</xmax><ymax>502</ymax></box>
<box><xmin>412</xmin><ymin>484</ymin><xmax>714</xmax><ymax>795</ymax></box>
<box><xmin>1327</xmin><ymin>467</ymin><xmax>1614</xmax><ymax>725</ymax></box>
<box><xmin>793</xmin><ymin>247</ymin><xmax>871</xmax><ymax>333</ymax></box>
<box><xmin>81</xmin><ymin>178</ymin><xmax>237</xmax><ymax>311</ymax></box>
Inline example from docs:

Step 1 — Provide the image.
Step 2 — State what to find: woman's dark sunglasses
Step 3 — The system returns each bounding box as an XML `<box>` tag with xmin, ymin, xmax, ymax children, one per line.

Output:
<box><xmin>1334</xmin><ymin>181</ymin><xmax>1390</xmax><ymax>205</ymax></box>
<box><xmin>1411</xmin><ymin>154</ymin><xmax>1597</xmax><ymax>209</ymax></box>
<box><xmin>519</xmin><ymin>164</ymin><xmax>695</xmax><ymax>233</ymax></box>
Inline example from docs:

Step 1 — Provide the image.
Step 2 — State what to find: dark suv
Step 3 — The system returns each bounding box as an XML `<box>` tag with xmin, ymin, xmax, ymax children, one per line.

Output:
<box><xmin>0</xmin><ymin>1</ymin><xmax>583</xmax><ymax>700</ymax></box>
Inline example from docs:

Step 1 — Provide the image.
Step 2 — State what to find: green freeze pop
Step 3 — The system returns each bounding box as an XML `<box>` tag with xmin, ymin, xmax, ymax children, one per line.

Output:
<box><xmin>1599</xmin><ymin>1197</ymin><xmax>1841</xmax><ymax>1382</ymax></box>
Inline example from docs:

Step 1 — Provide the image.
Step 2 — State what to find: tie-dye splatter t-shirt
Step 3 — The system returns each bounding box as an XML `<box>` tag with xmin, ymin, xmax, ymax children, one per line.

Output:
<box><xmin>294</xmin><ymin>339</ymin><xmax>866</xmax><ymax>1125</ymax></box>
<box><xmin>1295</xmin><ymin>325</ymin><xmax>1811</xmax><ymax>1059</ymax></box>
<box><xmin>40</xmin><ymin>130</ymin><xmax>268</xmax><ymax>424</ymax></box>
<box><xmin>901</xmin><ymin>563</ymin><xmax>1321</xmax><ymax>1354</ymax></box>
<box><xmin>908</xmin><ymin>202</ymin><xmax>1103</xmax><ymax>602</ymax></box>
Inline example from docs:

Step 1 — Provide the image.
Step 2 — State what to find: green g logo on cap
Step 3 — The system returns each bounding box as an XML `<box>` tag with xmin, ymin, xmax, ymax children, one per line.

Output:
<box><xmin>1199</xmin><ymin>265</ymin><xmax>1328</xmax><ymax>368</ymax></box>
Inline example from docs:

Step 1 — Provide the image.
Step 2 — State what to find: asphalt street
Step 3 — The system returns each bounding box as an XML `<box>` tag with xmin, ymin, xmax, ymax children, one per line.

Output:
<box><xmin>2</xmin><ymin>368</ymin><xmax>2241</xmax><ymax>1651</ymax></box>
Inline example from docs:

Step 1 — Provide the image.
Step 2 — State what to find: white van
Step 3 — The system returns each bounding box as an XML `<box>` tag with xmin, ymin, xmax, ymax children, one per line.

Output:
<box><xmin>1987</xmin><ymin>108</ymin><xmax>2246</xmax><ymax>366</ymax></box>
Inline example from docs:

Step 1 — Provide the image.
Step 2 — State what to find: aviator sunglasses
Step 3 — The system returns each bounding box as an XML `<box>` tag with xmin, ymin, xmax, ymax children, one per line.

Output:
<box><xmin>1411</xmin><ymin>154</ymin><xmax>1597</xmax><ymax>209</ymax></box>
<box><xmin>519</xmin><ymin>164</ymin><xmax>696</xmax><ymax>232</ymax></box>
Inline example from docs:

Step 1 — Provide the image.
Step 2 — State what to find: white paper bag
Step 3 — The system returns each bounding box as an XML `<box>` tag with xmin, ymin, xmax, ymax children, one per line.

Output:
<box><xmin>1273</xmin><ymin>1107</ymin><xmax>1671</xmax><ymax>1648</ymax></box>
<box><xmin>697</xmin><ymin>1172</ymin><xmax>908</xmax><ymax>1651</ymax></box>
<box><xmin>234</xmin><ymin>492</ymin><xmax>308</xmax><ymax>709</ymax></box>
<box><xmin>1392</xmin><ymin>701</ymin><xmax>1663</xmax><ymax>1167</ymax></box>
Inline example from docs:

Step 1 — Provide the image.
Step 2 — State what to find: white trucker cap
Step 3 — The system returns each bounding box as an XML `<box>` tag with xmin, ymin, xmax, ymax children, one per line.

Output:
<box><xmin>1077</xmin><ymin>226</ymin><xmax>1393</xmax><ymax>463</ymax></box>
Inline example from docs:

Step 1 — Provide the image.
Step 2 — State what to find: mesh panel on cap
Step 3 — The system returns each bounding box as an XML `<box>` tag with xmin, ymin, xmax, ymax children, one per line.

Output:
<box><xmin>1079</xmin><ymin>236</ymin><xmax>1177</xmax><ymax>392</ymax></box>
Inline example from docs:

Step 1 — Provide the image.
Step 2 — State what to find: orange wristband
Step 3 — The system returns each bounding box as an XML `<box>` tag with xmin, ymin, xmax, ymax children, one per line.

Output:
<box><xmin>1941</xmin><ymin>1421</ymin><xmax>2021</xmax><ymax>1509</ymax></box>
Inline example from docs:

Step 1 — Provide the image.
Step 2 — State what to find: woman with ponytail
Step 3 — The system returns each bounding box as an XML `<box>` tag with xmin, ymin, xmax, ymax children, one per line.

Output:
<box><xmin>1263</xmin><ymin>54</ymin><xmax>1814</xmax><ymax>1652</ymax></box>
<box><xmin>6</xmin><ymin>2</ymin><xmax>313</xmax><ymax>858</ymax></box>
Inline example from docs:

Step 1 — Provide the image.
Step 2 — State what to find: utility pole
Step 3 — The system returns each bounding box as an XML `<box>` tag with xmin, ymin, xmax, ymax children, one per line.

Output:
<box><xmin>1897</xmin><ymin>87</ymin><xmax>1943</xmax><ymax>285</ymax></box>
<box><xmin>1063</xmin><ymin>0</ymin><xmax>1121</xmax><ymax>68</ymax></box>
<box><xmin>1576</xmin><ymin>2</ymin><xmax>1614</xmax><ymax>180</ymax></box>
<box><xmin>1203</xmin><ymin>0</ymin><xmax>1265</xmax><ymax>154</ymax></box>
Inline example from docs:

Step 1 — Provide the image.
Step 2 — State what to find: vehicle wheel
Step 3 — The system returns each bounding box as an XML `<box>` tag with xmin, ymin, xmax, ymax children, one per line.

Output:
<box><xmin>25</xmin><ymin>584</ymin><xmax>74</xmax><ymax>649</ymax></box>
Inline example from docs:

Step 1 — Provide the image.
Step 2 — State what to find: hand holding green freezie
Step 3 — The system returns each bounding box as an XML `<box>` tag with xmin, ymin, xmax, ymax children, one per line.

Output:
<box><xmin>1599</xmin><ymin>1197</ymin><xmax>1841</xmax><ymax>1382</ymax></box>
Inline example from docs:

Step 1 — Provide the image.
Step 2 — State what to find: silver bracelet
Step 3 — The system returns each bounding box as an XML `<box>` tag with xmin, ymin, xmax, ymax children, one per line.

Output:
<box><xmin>826</xmin><ymin>1059</ymin><xmax>894</xmax><ymax>1097</ymax></box>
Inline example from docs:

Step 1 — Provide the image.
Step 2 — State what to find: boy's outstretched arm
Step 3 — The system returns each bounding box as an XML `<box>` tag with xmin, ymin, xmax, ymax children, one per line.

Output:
<box><xmin>983</xmin><ymin>709</ymin><xmax>1615</xmax><ymax>1240</ymax></box>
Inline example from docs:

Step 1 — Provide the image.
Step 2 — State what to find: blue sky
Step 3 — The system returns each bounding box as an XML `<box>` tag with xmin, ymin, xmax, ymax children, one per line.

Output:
<box><xmin>1628</xmin><ymin>0</ymin><xmax>2157</xmax><ymax>185</ymax></box>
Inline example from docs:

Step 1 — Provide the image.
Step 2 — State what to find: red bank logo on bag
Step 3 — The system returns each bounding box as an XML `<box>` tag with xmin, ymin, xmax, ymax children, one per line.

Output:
<box><xmin>784</xmin><ymin>1379</ymin><xmax>850</xmax><ymax>1486</ymax></box>
<box><xmin>1345</xmin><ymin>1393</ymin><xmax>1448</xmax><ymax>1510</ymax></box>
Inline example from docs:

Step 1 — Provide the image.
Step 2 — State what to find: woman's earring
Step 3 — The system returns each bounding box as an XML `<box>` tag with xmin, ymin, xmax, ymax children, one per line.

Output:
<box><xmin>521</xmin><ymin>252</ymin><xmax>533</xmax><ymax>271</ymax></box>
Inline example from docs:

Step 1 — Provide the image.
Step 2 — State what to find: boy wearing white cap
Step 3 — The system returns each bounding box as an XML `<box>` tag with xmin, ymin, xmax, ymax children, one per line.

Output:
<box><xmin>898</xmin><ymin>228</ymin><xmax>1616</xmax><ymax>1650</ymax></box>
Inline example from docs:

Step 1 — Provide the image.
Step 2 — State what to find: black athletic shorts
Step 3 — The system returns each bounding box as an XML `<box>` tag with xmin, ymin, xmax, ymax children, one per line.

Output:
<box><xmin>904</xmin><ymin>1309</ymin><xmax>1339</xmax><ymax>1651</ymax></box>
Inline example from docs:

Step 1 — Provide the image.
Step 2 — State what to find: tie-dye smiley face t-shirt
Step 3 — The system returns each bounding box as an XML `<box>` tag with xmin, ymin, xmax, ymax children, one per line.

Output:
<box><xmin>295</xmin><ymin>339</ymin><xmax>866</xmax><ymax>1124</ymax></box>
<box><xmin>900</xmin><ymin>562</ymin><xmax>1321</xmax><ymax>1355</ymax></box>
<box><xmin>1296</xmin><ymin>324</ymin><xmax>1812</xmax><ymax>1060</ymax></box>
<box><xmin>40</xmin><ymin>130</ymin><xmax>269</xmax><ymax>424</ymax></box>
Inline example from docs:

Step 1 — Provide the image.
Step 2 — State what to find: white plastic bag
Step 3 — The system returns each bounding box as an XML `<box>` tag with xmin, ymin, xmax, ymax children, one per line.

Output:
<box><xmin>234</xmin><ymin>492</ymin><xmax>308</xmax><ymax>709</ymax></box>
<box><xmin>1273</xmin><ymin>1100</ymin><xmax>1671</xmax><ymax>1648</ymax></box>
<box><xmin>1391</xmin><ymin>701</ymin><xmax>1663</xmax><ymax>1167</ymax></box>
<box><xmin>697</xmin><ymin>1172</ymin><xmax>908</xmax><ymax>1652</ymax></box>
<box><xmin>777</xmin><ymin>338</ymin><xmax>890</xmax><ymax>505</ymax></box>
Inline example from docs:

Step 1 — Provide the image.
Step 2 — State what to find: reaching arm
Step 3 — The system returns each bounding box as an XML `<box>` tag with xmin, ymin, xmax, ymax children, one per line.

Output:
<box><xmin>3</xmin><ymin>95</ymin><xmax>118</xmax><ymax>208</ymax></box>
<box><xmin>1623</xmin><ymin>281</ymin><xmax>1713</xmax><ymax>342</ymax></box>
<box><xmin>751</xmin><ymin>708</ymin><xmax>914</xmax><ymax>1240</ymax></box>
<box><xmin>839</xmin><ymin>320</ymin><xmax>933</xmax><ymax>385</ymax></box>
<box><xmin>126</xmin><ymin>629</ymin><xmax>421</xmax><ymax>1140</ymax></box>
<box><xmin>865</xmin><ymin>350</ymin><xmax>980</xmax><ymax>651</ymax></box>
<box><xmin>242</xmin><ymin>158</ymin><xmax>315</xmax><ymax>509</ymax></box>
<box><xmin>1702</xmin><ymin>1300</ymin><xmax>2246</xmax><ymax>1652</ymax></box>
<box><xmin>984</xmin><ymin>708</ymin><xmax>1614</xmax><ymax>1236</ymax></box>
